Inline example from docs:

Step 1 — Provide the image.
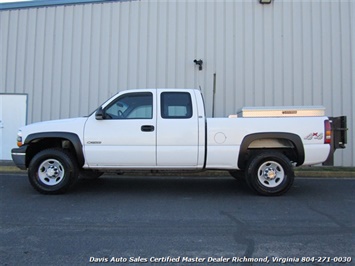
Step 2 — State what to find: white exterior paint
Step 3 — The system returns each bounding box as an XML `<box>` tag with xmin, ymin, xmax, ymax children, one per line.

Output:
<box><xmin>14</xmin><ymin>88</ymin><xmax>331</xmax><ymax>171</ymax></box>
<box><xmin>1</xmin><ymin>0</ymin><xmax>354</xmax><ymax>166</ymax></box>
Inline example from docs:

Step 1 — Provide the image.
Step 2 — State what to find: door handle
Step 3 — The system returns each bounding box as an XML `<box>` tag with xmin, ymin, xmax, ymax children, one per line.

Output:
<box><xmin>141</xmin><ymin>125</ymin><xmax>155</xmax><ymax>132</ymax></box>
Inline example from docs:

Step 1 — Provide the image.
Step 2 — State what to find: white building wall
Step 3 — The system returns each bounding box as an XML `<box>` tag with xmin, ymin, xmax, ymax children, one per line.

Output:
<box><xmin>0</xmin><ymin>0</ymin><xmax>354</xmax><ymax>166</ymax></box>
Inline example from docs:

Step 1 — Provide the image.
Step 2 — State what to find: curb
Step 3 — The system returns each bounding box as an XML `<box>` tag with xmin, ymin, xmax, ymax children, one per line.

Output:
<box><xmin>1</xmin><ymin>164</ymin><xmax>354</xmax><ymax>178</ymax></box>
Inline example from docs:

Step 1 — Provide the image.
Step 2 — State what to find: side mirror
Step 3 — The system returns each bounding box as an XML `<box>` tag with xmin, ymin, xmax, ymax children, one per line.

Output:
<box><xmin>95</xmin><ymin>107</ymin><xmax>104</xmax><ymax>120</ymax></box>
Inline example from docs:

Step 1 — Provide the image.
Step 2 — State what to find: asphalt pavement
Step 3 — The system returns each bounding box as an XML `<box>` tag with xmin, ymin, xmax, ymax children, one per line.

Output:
<box><xmin>0</xmin><ymin>173</ymin><xmax>354</xmax><ymax>266</ymax></box>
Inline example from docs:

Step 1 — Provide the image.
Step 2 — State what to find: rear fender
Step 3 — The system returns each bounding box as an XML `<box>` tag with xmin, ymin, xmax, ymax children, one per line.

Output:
<box><xmin>238</xmin><ymin>132</ymin><xmax>305</xmax><ymax>169</ymax></box>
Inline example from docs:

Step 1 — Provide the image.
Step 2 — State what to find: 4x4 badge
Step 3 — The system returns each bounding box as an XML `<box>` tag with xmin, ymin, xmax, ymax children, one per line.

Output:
<box><xmin>304</xmin><ymin>133</ymin><xmax>323</xmax><ymax>140</ymax></box>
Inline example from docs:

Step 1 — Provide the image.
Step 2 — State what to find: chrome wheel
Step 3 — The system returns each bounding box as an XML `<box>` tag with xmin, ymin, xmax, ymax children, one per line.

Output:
<box><xmin>257</xmin><ymin>161</ymin><xmax>285</xmax><ymax>188</ymax></box>
<box><xmin>246</xmin><ymin>152</ymin><xmax>294</xmax><ymax>196</ymax></box>
<box><xmin>29</xmin><ymin>149</ymin><xmax>79</xmax><ymax>194</ymax></box>
<box><xmin>37</xmin><ymin>159</ymin><xmax>65</xmax><ymax>186</ymax></box>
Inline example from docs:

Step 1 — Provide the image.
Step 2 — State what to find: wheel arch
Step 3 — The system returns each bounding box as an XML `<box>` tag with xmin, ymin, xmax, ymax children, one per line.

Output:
<box><xmin>238</xmin><ymin>132</ymin><xmax>305</xmax><ymax>169</ymax></box>
<box><xmin>24</xmin><ymin>132</ymin><xmax>84</xmax><ymax>167</ymax></box>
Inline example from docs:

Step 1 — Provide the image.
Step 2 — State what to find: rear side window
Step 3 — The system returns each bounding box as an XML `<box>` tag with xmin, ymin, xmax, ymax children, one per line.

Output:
<box><xmin>161</xmin><ymin>92</ymin><xmax>193</xmax><ymax>119</ymax></box>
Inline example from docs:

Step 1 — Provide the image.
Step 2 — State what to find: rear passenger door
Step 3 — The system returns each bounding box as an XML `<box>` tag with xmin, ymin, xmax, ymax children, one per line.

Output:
<box><xmin>156</xmin><ymin>90</ymin><xmax>199</xmax><ymax>166</ymax></box>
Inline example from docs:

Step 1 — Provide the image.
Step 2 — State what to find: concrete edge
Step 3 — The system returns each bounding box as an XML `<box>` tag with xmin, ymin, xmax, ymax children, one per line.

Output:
<box><xmin>1</xmin><ymin>163</ymin><xmax>354</xmax><ymax>178</ymax></box>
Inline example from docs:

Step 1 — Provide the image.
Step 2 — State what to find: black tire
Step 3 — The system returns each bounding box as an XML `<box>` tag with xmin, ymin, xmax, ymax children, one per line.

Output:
<box><xmin>245</xmin><ymin>152</ymin><xmax>294</xmax><ymax>196</ymax></box>
<box><xmin>28</xmin><ymin>148</ymin><xmax>79</xmax><ymax>194</ymax></box>
<box><xmin>229</xmin><ymin>170</ymin><xmax>245</xmax><ymax>180</ymax></box>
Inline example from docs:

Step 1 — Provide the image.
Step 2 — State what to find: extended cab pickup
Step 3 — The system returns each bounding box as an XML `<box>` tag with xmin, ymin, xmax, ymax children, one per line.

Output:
<box><xmin>11</xmin><ymin>89</ymin><xmax>347</xmax><ymax>195</ymax></box>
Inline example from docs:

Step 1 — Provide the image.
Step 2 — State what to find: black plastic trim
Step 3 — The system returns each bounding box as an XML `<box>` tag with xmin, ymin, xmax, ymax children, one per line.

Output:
<box><xmin>238</xmin><ymin>132</ymin><xmax>305</xmax><ymax>169</ymax></box>
<box><xmin>203</xmin><ymin>118</ymin><xmax>208</xmax><ymax>169</ymax></box>
<box><xmin>11</xmin><ymin>145</ymin><xmax>28</xmax><ymax>170</ymax></box>
<box><xmin>24</xmin><ymin>132</ymin><xmax>85</xmax><ymax>167</ymax></box>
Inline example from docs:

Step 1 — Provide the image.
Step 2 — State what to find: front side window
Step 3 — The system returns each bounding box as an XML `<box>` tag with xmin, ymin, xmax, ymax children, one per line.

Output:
<box><xmin>105</xmin><ymin>92</ymin><xmax>153</xmax><ymax>119</ymax></box>
<box><xmin>161</xmin><ymin>92</ymin><xmax>193</xmax><ymax>119</ymax></box>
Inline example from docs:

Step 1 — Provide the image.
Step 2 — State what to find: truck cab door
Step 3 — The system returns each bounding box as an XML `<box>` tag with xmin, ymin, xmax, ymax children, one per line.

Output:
<box><xmin>156</xmin><ymin>90</ymin><xmax>200</xmax><ymax>167</ymax></box>
<box><xmin>84</xmin><ymin>91</ymin><xmax>156</xmax><ymax>168</ymax></box>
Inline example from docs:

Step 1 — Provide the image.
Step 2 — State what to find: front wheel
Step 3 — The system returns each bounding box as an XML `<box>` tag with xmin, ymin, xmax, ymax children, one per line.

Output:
<box><xmin>245</xmin><ymin>152</ymin><xmax>294</xmax><ymax>196</ymax></box>
<box><xmin>28</xmin><ymin>149</ymin><xmax>79</xmax><ymax>194</ymax></box>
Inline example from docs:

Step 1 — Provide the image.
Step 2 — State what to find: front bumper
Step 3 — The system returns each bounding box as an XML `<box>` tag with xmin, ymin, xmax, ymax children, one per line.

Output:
<box><xmin>11</xmin><ymin>145</ymin><xmax>28</xmax><ymax>170</ymax></box>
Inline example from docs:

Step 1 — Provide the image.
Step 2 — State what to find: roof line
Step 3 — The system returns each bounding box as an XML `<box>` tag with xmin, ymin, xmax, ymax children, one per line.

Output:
<box><xmin>0</xmin><ymin>0</ymin><xmax>130</xmax><ymax>11</ymax></box>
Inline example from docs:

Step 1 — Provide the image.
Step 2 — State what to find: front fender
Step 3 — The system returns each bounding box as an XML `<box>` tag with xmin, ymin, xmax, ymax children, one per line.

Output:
<box><xmin>24</xmin><ymin>132</ymin><xmax>85</xmax><ymax>167</ymax></box>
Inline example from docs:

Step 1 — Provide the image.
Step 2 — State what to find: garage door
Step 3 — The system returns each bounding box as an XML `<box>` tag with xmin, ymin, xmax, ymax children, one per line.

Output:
<box><xmin>0</xmin><ymin>94</ymin><xmax>27</xmax><ymax>160</ymax></box>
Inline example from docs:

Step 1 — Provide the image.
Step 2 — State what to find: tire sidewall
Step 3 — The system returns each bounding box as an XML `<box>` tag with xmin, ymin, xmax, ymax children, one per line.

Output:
<box><xmin>246</xmin><ymin>152</ymin><xmax>294</xmax><ymax>196</ymax></box>
<box><xmin>28</xmin><ymin>149</ymin><xmax>78</xmax><ymax>194</ymax></box>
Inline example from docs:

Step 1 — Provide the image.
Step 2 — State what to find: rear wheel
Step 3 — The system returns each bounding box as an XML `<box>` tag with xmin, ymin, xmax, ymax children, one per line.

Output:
<box><xmin>28</xmin><ymin>149</ymin><xmax>79</xmax><ymax>194</ymax></box>
<box><xmin>245</xmin><ymin>152</ymin><xmax>294</xmax><ymax>196</ymax></box>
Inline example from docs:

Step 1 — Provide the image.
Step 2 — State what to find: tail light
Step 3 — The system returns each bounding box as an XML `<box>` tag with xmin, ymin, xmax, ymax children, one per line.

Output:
<box><xmin>324</xmin><ymin>120</ymin><xmax>332</xmax><ymax>144</ymax></box>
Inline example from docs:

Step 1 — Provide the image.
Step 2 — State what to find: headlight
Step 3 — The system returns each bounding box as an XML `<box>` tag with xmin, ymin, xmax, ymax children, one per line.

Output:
<box><xmin>17</xmin><ymin>130</ymin><xmax>23</xmax><ymax>147</ymax></box>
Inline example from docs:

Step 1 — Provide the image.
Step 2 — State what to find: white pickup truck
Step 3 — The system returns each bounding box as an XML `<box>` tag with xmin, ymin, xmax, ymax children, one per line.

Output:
<box><xmin>11</xmin><ymin>88</ymin><xmax>347</xmax><ymax>196</ymax></box>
